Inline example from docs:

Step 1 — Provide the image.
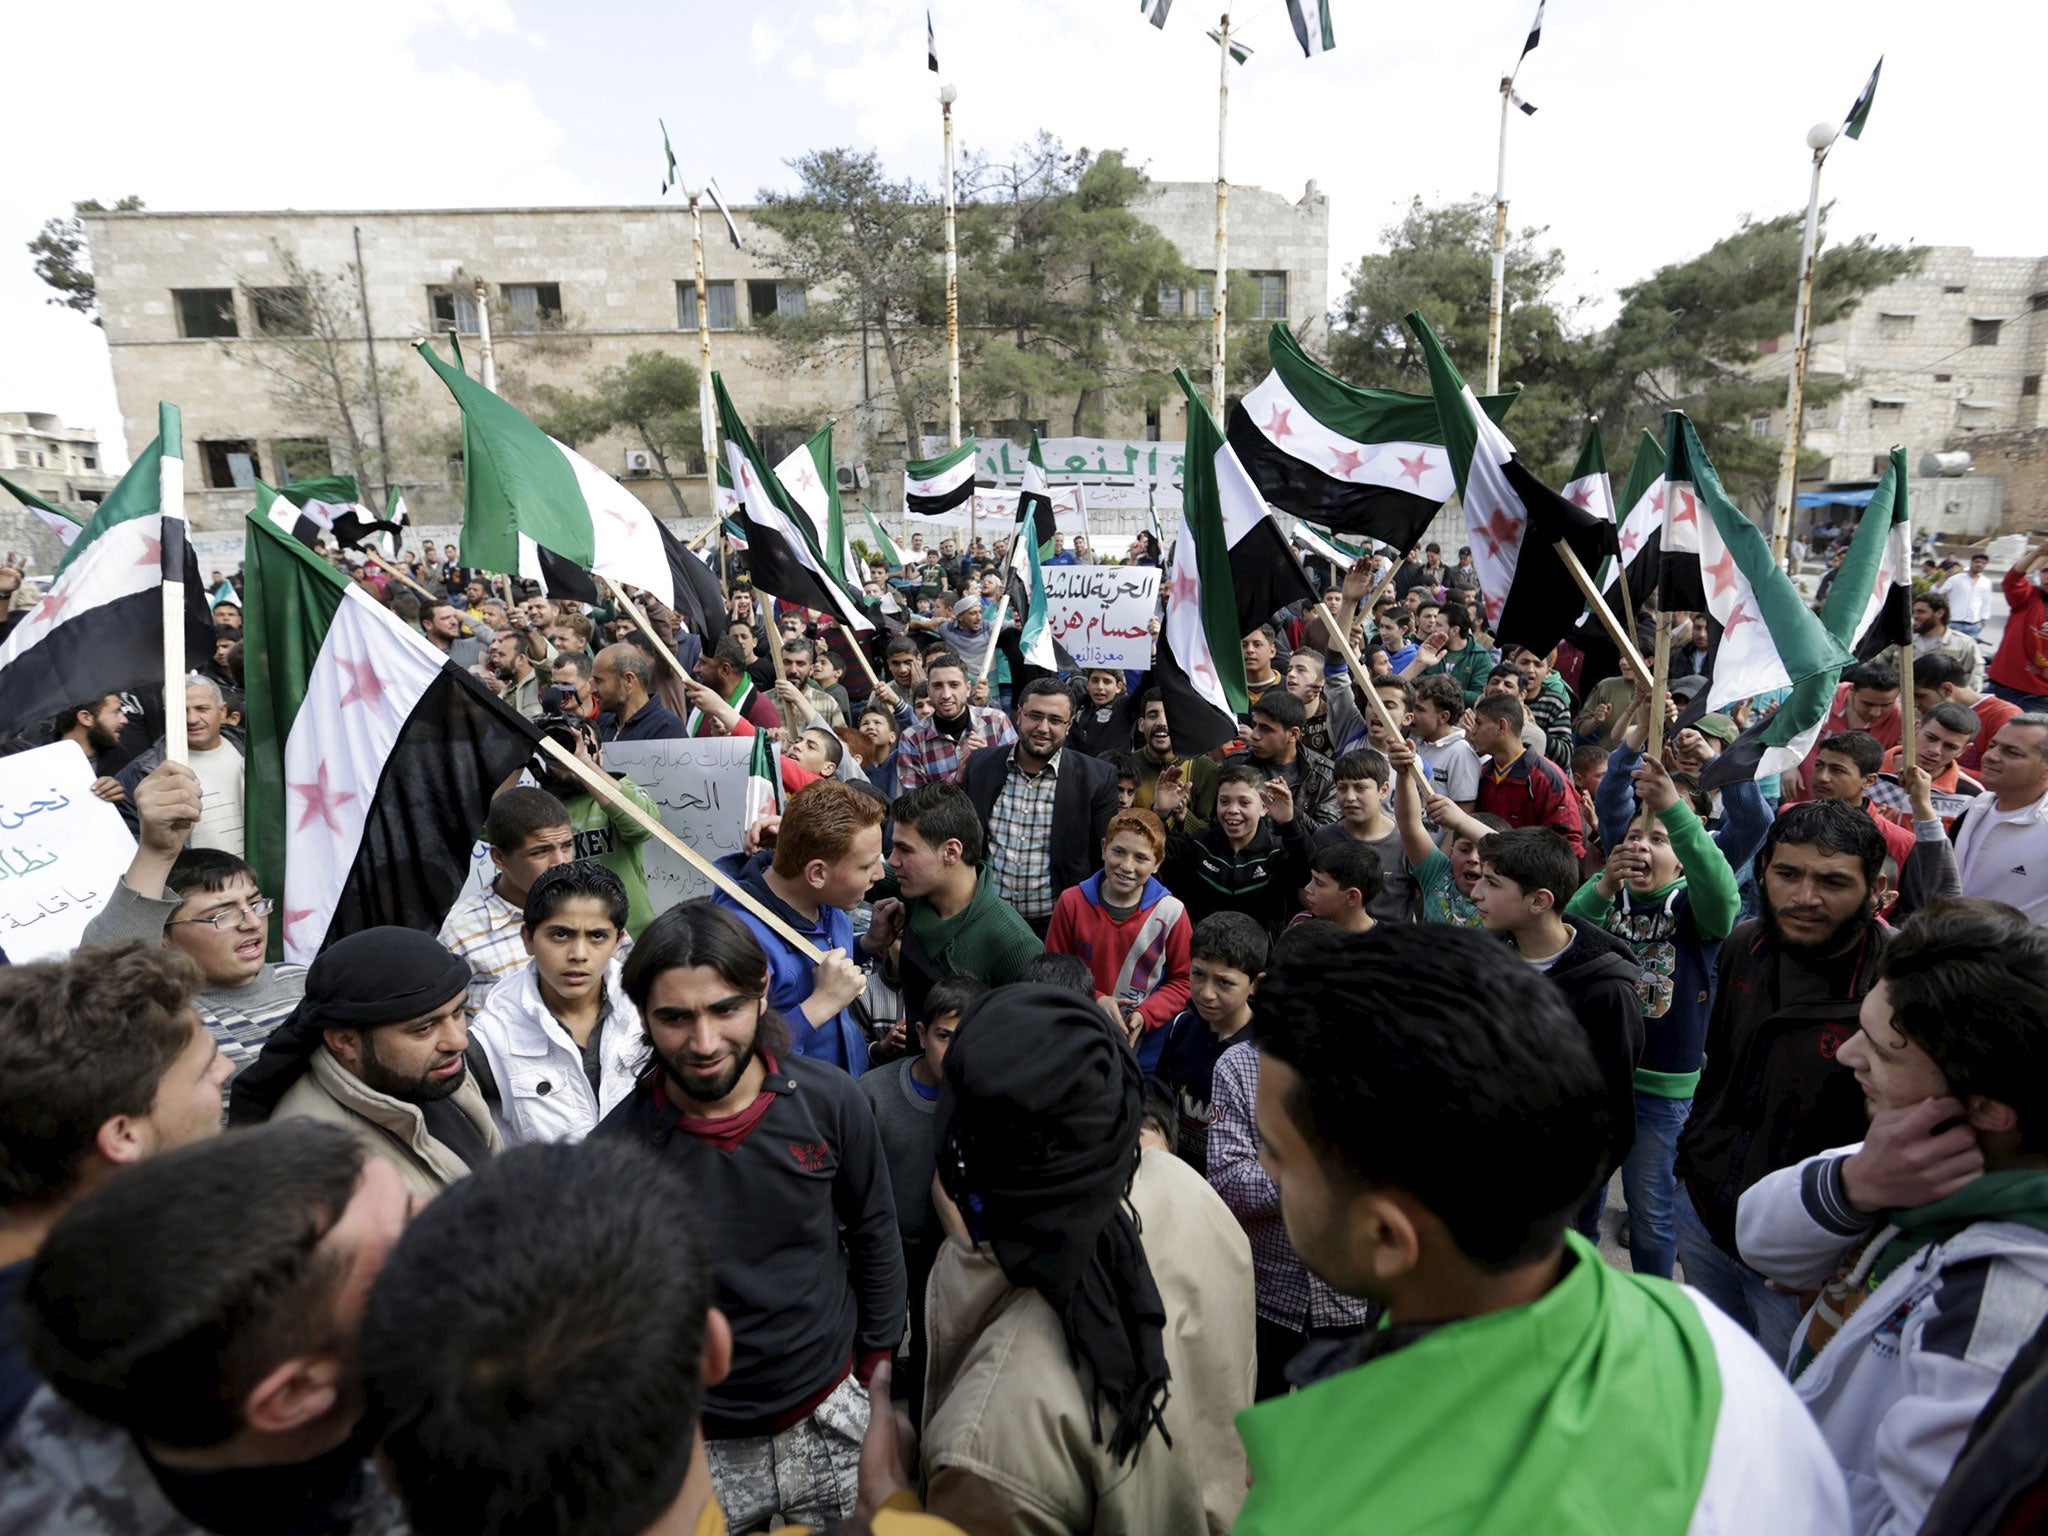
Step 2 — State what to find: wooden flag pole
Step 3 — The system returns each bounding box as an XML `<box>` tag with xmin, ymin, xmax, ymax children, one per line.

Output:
<box><xmin>1898</xmin><ymin>642</ymin><xmax>1917</xmax><ymax>774</ymax></box>
<box><xmin>1315</xmin><ymin>599</ymin><xmax>1435</xmax><ymax>804</ymax></box>
<box><xmin>361</xmin><ymin>552</ymin><xmax>439</xmax><ymax>607</ymax></box>
<box><xmin>602</xmin><ymin>579</ymin><xmax>694</xmax><ymax>690</ymax></box>
<box><xmin>160</xmin><ymin>406</ymin><xmax>188</xmax><ymax>769</ymax></box>
<box><xmin>1554</xmin><ymin>541</ymin><xmax>1652</xmax><ymax>687</ymax></box>
<box><xmin>535</xmin><ymin>737</ymin><xmax>823</xmax><ymax>962</ymax></box>
<box><xmin>1646</xmin><ymin>609</ymin><xmax>1674</xmax><ymax>761</ymax></box>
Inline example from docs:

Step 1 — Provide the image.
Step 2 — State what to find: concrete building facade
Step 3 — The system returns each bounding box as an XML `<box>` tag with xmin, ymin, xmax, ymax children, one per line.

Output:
<box><xmin>0</xmin><ymin>413</ymin><xmax>119</xmax><ymax>507</ymax></box>
<box><xmin>82</xmin><ymin>182</ymin><xmax>1329</xmax><ymax>535</ymax></box>
<box><xmin>1745</xmin><ymin>245</ymin><xmax>2048</xmax><ymax>535</ymax></box>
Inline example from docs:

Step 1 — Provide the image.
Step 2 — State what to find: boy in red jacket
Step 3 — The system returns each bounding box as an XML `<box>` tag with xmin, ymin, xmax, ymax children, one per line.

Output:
<box><xmin>1046</xmin><ymin>807</ymin><xmax>1193</xmax><ymax>1074</ymax></box>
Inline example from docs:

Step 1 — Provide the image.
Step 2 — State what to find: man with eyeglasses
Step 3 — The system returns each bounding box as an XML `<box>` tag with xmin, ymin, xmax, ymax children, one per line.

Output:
<box><xmin>81</xmin><ymin>762</ymin><xmax>306</xmax><ymax>1074</ymax></box>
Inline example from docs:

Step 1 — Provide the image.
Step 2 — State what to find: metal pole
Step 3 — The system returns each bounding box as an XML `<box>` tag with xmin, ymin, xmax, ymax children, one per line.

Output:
<box><xmin>1211</xmin><ymin>13</ymin><xmax>1231</xmax><ymax>414</ymax></box>
<box><xmin>351</xmin><ymin>225</ymin><xmax>390</xmax><ymax>509</ymax></box>
<box><xmin>473</xmin><ymin>277</ymin><xmax>497</xmax><ymax>394</ymax></box>
<box><xmin>942</xmin><ymin>88</ymin><xmax>961</xmax><ymax>449</ymax></box>
<box><xmin>690</xmin><ymin>195</ymin><xmax>727</xmax><ymax>604</ymax></box>
<box><xmin>1771</xmin><ymin>135</ymin><xmax>1832</xmax><ymax>571</ymax></box>
<box><xmin>1485</xmin><ymin>76</ymin><xmax>1512</xmax><ymax>395</ymax></box>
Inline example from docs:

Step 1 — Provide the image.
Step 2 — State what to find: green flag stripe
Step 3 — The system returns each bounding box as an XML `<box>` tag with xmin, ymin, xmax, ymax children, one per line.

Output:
<box><xmin>1266</xmin><ymin>322</ymin><xmax>1515</xmax><ymax>445</ymax></box>
<box><xmin>1175</xmin><ymin>369</ymin><xmax>1251</xmax><ymax>714</ymax></box>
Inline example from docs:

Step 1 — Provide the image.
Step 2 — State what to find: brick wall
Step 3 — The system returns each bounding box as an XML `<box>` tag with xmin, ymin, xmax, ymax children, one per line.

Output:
<box><xmin>1949</xmin><ymin>428</ymin><xmax>2048</xmax><ymax>534</ymax></box>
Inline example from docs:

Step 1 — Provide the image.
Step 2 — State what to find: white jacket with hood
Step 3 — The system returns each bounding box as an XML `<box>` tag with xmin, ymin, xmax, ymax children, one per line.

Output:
<box><xmin>470</xmin><ymin>956</ymin><xmax>647</xmax><ymax>1145</ymax></box>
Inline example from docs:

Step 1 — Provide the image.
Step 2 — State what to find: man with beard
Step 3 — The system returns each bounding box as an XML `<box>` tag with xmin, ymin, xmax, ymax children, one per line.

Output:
<box><xmin>595</xmin><ymin>902</ymin><xmax>903</xmax><ymax>1531</ymax></box>
<box><xmin>229</xmin><ymin>928</ymin><xmax>500</xmax><ymax>1198</ymax></box>
<box><xmin>49</xmin><ymin>693</ymin><xmax>129</xmax><ymax>804</ymax></box>
<box><xmin>1126</xmin><ymin>687</ymin><xmax>1220</xmax><ymax>827</ymax></box>
<box><xmin>484</xmin><ymin>629</ymin><xmax>543</xmax><ymax>720</ymax></box>
<box><xmin>1673</xmin><ymin>800</ymin><xmax>1890</xmax><ymax>1362</ymax></box>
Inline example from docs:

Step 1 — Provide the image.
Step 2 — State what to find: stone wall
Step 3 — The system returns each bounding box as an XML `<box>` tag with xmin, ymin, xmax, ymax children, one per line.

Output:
<box><xmin>1952</xmin><ymin>428</ymin><xmax>2048</xmax><ymax>534</ymax></box>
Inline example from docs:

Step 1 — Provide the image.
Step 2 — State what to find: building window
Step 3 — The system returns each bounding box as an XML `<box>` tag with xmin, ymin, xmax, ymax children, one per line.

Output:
<box><xmin>1190</xmin><ymin>276</ymin><xmax>1214</xmax><ymax>319</ymax></box>
<box><xmin>1934</xmin><ymin>373</ymin><xmax>1952</xmax><ymax>383</ymax></box>
<box><xmin>1157</xmin><ymin>279</ymin><xmax>1182</xmax><ymax>316</ymax></box>
<box><xmin>250</xmin><ymin>287</ymin><xmax>310</xmax><ymax>336</ymax></box>
<box><xmin>1877</xmin><ymin>312</ymin><xmax>1914</xmax><ymax>340</ymax></box>
<box><xmin>746</xmin><ymin>280</ymin><xmax>807</xmax><ymax>322</ymax></box>
<box><xmin>677</xmin><ymin>280</ymin><xmax>737</xmax><ymax>331</ymax></box>
<box><xmin>500</xmin><ymin>282</ymin><xmax>563</xmax><ymax>331</ymax></box>
<box><xmin>2024</xmin><ymin>375</ymin><xmax>2042</xmax><ymax>398</ymax></box>
<box><xmin>201</xmin><ymin>440</ymin><xmax>260</xmax><ymax>489</ymax></box>
<box><xmin>1971</xmin><ymin>318</ymin><xmax>2002</xmax><ymax>347</ymax></box>
<box><xmin>175</xmin><ymin>289</ymin><xmax>238</xmax><ymax>339</ymax></box>
<box><xmin>273</xmin><ymin>439</ymin><xmax>333</xmax><ymax>482</ymax></box>
<box><xmin>81</xmin><ymin>455</ymin><xmax>96</xmax><ymax>470</ymax></box>
<box><xmin>1250</xmin><ymin>272</ymin><xmax>1288</xmax><ymax>321</ymax></box>
<box><xmin>428</xmin><ymin>286</ymin><xmax>480</xmax><ymax>332</ymax></box>
<box><xmin>1145</xmin><ymin>403</ymin><xmax>1162</xmax><ymax>442</ymax></box>
<box><xmin>1872</xmin><ymin>455</ymin><xmax>1891</xmax><ymax>476</ymax></box>
<box><xmin>1944</xmin><ymin>285</ymin><xmax>1966</xmax><ymax>295</ymax></box>
<box><xmin>1870</xmin><ymin>399</ymin><xmax>1905</xmax><ymax>413</ymax></box>
<box><xmin>1749</xmin><ymin>415</ymin><xmax>1772</xmax><ymax>437</ymax></box>
<box><xmin>2032</xmin><ymin>292</ymin><xmax>2048</xmax><ymax>312</ymax></box>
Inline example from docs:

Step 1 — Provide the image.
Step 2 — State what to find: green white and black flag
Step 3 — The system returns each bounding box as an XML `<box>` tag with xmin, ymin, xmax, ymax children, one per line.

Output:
<box><xmin>259</xmin><ymin>475</ymin><xmax>400</xmax><ymax>554</ymax></box>
<box><xmin>1228</xmin><ymin>322</ymin><xmax>1515</xmax><ymax>552</ymax></box>
<box><xmin>0</xmin><ymin>403</ymin><xmax>212</xmax><ymax>733</ymax></box>
<box><xmin>1844</xmin><ymin>57</ymin><xmax>1881</xmax><ymax>140</ymax></box>
<box><xmin>1158</xmin><ymin>380</ymin><xmax>1253</xmax><ymax>754</ymax></box>
<box><xmin>243</xmin><ymin>512</ymin><xmax>539</xmax><ymax>963</ymax></box>
<box><xmin>775</xmin><ymin>424</ymin><xmax>864</xmax><ymax>592</ymax></box>
<box><xmin>903</xmin><ymin>439</ymin><xmax>979</xmax><ymax>516</ymax></box>
<box><xmin>1175</xmin><ymin>370</ymin><xmax>1316</xmax><ymax>631</ymax></box>
<box><xmin>1141</xmin><ymin>0</ymin><xmax>1172</xmax><ymax>28</ymax></box>
<box><xmin>1520</xmin><ymin>0</ymin><xmax>1543</xmax><ymax>57</ymax></box>
<box><xmin>1828</xmin><ymin>447</ymin><xmax>1913</xmax><ymax>661</ymax></box>
<box><xmin>1286</xmin><ymin>0</ymin><xmax>1334</xmax><ymax>56</ymax></box>
<box><xmin>659</xmin><ymin>118</ymin><xmax>677</xmax><ymax>194</ymax></box>
<box><xmin>0</xmin><ymin>475</ymin><xmax>85</xmax><ymax>548</ymax></box>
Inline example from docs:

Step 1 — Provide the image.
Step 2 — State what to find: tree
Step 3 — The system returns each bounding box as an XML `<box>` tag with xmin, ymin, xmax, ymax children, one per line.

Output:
<box><xmin>957</xmin><ymin>138</ymin><xmax>1199</xmax><ymax>435</ymax></box>
<box><xmin>235</xmin><ymin>244</ymin><xmax>409</xmax><ymax>504</ymax></box>
<box><xmin>753</xmin><ymin>150</ymin><xmax>947</xmax><ymax>454</ymax></box>
<box><xmin>28</xmin><ymin>197</ymin><xmax>145</xmax><ymax>324</ymax></box>
<box><xmin>1595</xmin><ymin>211</ymin><xmax>1924</xmax><ymax>504</ymax></box>
<box><xmin>1328</xmin><ymin>196</ymin><xmax>1589</xmax><ymax>479</ymax></box>
<box><xmin>532</xmin><ymin>352</ymin><xmax>702</xmax><ymax>517</ymax></box>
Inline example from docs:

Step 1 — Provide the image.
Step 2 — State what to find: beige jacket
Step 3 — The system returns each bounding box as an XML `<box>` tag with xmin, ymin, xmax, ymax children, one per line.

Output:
<box><xmin>271</xmin><ymin>1047</ymin><xmax>500</xmax><ymax>1198</ymax></box>
<box><xmin>921</xmin><ymin>1149</ymin><xmax>1256</xmax><ymax>1536</ymax></box>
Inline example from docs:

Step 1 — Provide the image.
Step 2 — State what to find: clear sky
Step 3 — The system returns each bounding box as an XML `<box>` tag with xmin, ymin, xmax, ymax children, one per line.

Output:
<box><xmin>5</xmin><ymin>0</ymin><xmax>2039</xmax><ymax>470</ymax></box>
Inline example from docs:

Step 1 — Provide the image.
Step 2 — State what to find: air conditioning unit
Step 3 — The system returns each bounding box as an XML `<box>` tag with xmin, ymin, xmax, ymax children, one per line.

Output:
<box><xmin>623</xmin><ymin>449</ymin><xmax>654</xmax><ymax>475</ymax></box>
<box><xmin>834</xmin><ymin>460</ymin><xmax>869</xmax><ymax>492</ymax></box>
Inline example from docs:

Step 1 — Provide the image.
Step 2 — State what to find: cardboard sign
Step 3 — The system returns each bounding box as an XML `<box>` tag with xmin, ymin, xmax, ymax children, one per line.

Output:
<box><xmin>597</xmin><ymin>737</ymin><xmax>773</xmax><ymax>907</ymax></box>
<box><xmin>0</xmin><ymin>741</ymin><xmax>138</xmax><ymax>960</ymax></box>
<box><xmin>1043</xmin><ymin>564</ymin><xmax>1161</xmax><ymax>670</ymax></box>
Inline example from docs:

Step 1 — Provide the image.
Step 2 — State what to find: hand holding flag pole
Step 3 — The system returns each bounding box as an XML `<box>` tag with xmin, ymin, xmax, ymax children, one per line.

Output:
<box><xmin>359</xmin><ymin>552</ymin><xmax>439</xmax><ymax>606</ymax></box>
<box><xmin>1646</xmin><ymin>610</ymin><xmax>1674</xmax><ymax>761</ymax></box>
<box><xmin>535</xmin><ymin>736</ymin><xmax>824</xmax><ymax>961</ymax></box>
<box><xmin>1313</xmin><ymin>597</ymin><xmax>1435</xmax><ymax>804</ymax></box>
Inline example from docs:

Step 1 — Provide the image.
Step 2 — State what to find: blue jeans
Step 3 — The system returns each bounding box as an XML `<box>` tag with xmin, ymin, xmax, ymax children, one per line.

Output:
<box><xmin>1620</xmin><ymin>1091</ymin><xmax>1692</xmax><ymax>1279</ymax></box>
<box><xmin>1951</xmin><ymin>620</ymin><xmax>1983</xmax><ymax>637</ymax></box>
<box><xmin>1990</xmin><ymin>680</ymin><xmax>2048</xmax><ymax>713</ymax></box>
<box><xmin>1675</xmin><ymin>1187</ymin><xmax>1802</xmax><ymax>1368</ymax></box>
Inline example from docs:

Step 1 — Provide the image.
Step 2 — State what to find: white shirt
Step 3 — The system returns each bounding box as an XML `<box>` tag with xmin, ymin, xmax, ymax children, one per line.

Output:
<box><xmin>470</xmin><ymin>956</ymin><xmax>647</xmax><ymax>1145</ymax></box>
<box><xmin>186</xmin><ymin>740</ymin><xmax>245</xmax><ymax>856</ymax></box>
<box><xmin>1941</xmin><ymin>571</ymin><xmax>1991</xmax><ymax>624</ymax></box>
<box><xmin>1952</xmin><ymin>789</ymin><xmax>2048</xmax><ymax>926</ymax></box>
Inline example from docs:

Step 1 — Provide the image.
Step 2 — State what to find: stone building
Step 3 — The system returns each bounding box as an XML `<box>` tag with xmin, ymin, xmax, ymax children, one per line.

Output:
<box><xmin>81</xmin><ymin>182</ymin><xmax>1329</xmax><ymax>535</ymax></box>
<box><xmin>1744</xmin><ymin>246</ymin><xmax>2048</xmax><ymax>537</ymax></box>
<box><xmin>0</xmin><ymin>414</ymin><xmax>124</xmax><ymax>572</ymax></box>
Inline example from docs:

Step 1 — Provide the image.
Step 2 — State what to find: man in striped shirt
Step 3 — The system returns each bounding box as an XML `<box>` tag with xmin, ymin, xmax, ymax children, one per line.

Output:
<box><xmin>896</xmin><ymin>654</ymin><xmax>1014</xmax><ymax>789</ymax></box>
<box><xmin>437</xmin><ymin>787</ymin><xmax>579</xmax><ymax>1014</ymax></box>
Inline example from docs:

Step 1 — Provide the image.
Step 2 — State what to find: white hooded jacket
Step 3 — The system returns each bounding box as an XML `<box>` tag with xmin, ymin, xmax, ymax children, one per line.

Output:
<box><xmin>470</xmin><ymin>956</ymin><xmax>646</xmax><ymax>1145</ymax></box>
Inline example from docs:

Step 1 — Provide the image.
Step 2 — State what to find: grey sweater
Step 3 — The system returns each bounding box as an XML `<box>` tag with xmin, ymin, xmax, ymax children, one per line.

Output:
<box><xmin>82</xmin><ymin>882</ymin><xmax>307</xmax><ymax>1071</ymax></box>
<box><xmin>857</xmin><ymin>1056</ymin><xmax>941</xmax><ymax>1245</ymax></box>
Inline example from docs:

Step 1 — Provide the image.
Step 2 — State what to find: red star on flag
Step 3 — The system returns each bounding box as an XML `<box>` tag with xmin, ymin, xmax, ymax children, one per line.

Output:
<box><xmin>1475</xmin><ymin>506</ymin><xmax>1520</xmax><ymax>563</ymax></box>
<box><xmin>135</xmin><ymin>533</ymin><xmax>163</xmax><ymax>567</ymax></box>
<box><xmin>335</xmin><ymin>655</ymin><xmax>387</xmax><ymax>709</ymax></box>
<box><xmin>790</xmin><ymin>459</ymin><xmax>820</xmax><ymax>494</ymax></box>
<box><xmin>1619</xmin><ymin>524</ymin><xmax>1645</xmax><ymax>559</ymax></box>
<box><xmin>1167</xmin><ymin>563</ymin><xmax>1201</xmax><ymax>610</ymax></box>
<box><xmin>1649</xmin><ymin>487</ymin><xmax>1666</xmax><ymax>515</ymax></box>
<box><xmin>1704</xmin><ymin>547</ymin><xmax>1741</xmax><ymax>600</ymax></box>
<box><xmin>1328</xmin><ymin>446</ymin><xmax>1365</xmax><ymax>478</ymax></box>
<box><xmin>1396</xmin><ymin>451</ymin><xmax>1433</xmax><ymax>487</ymax></box>
<box><xmin>31</xmin><ymin>589</ymin><xmax>69</xmax><ymax>626</ymax></box>
<box><xmin>1672</xmin><ymin>489</ymin><xmax>1699</xmax><ymax>528</ymax></box>
<box><xmin>1567</xmin><ymin>485</ymin><xmax>1594</xmax><ymax>509</ymax></box>
<box><xmin>289</xmin><ymin>762</ymin><xmax>358</xmax><ymax>835</ymax></box>
<box><xmin>1483</xmin><ymin>592</ymin><xmax>1505</xmax><ymax>623</ymax></box>
<box><xmin>1263</xmin><ymin>404</ymin><xmax>1295</xmax><ymax>440</ymax></box>
<box><xmin>599</xmin><ymin>501</ymin><xmax>640</xmax><ymax>533</ymax></box>
<box><xmin>1722</xmin><ymin>602</ymin><xmax>1757</xmax><ymax>636</ymax></box>
<box><xmin>283</xmin><ymin>906</ymin><xmax>319</xmax><ymax>944</ymax></box>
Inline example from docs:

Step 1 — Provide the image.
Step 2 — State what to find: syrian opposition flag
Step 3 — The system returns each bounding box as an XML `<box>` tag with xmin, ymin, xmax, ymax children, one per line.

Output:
<box><xmin>1158</xmin><ymin>382</ymin><xmax>1252</xmax><ymax>754</ymax></box>
<box><xmin>714</xmin><ymin>459</ymin><xmax>741</xmax><ymax>518</ymax></box>
<box><xmin>865</xmin><ymin>507</ymin><xmax>908</xmax><ymax>569</ymax></box>
<box><xmin>1569</xmin><ymin>427</ymin><xmax>1663</xmax><ymax>682</ymax></box>
<box><xmin>0</xmin><ymin>476</ymin><xmax>85</xmax><ymax>549</ymax></box>
<box><xmin>1844</xmin><ymin>57</ymin><xmax>1881</xmax><ymax>140</ymax></box>
<box><xmin>1563</xmin><ymin>422</ymin><xmax>1614</xmax><ymax>526</ymax></box>
<box><xmin>416</xmin><ymin>341</ymin><xmax>676</xmax><ymax>611</ymax></box>
<box><xmin>0</xmin><ymin>403</ymin><xmax>212</xmax><ymax>734</ymax></box>
<box><xmin>654</xmin><ymin>516</ymin><xmax>728</xmax><ymax>647</ymax></box>
<box><xmin>1229</xmin><ymin>322</ymin><xmax>1514</xmax><ymax>552</ymax></box>
<box><xmin>904</xmin><ymin>439</ymin><xmax>979</xmax><ymax>516</ymax></box>
<box><xmin>994</xmin><ymin>437</ymin><xmax>1064</xmax><ymax>679</ymax></box>
<box><xmin>1285</xmin><ymin>0</ymin><xmax>1334</xmax><ymax>56</ymax></box>
<box><xmin>259</xmin><ymin>475</ymin><xmax>400</xmax><ymax>554</ymax></box>
<box><xmin>659</xmin><ymin>118</ymin><xmax>677</xmax><ymax>195</ymax></box>
<box><xmin>242</xmin><ymin>512</ymin><xmax>540</xmax><ymax>964</ymax></box>
<box><xmin>1292</xmin><ymin>522</ymin><xmax>1382</xmax><ymax>572</ymax></box>
<box><xmin>1520</xmin><ymin>0</ymin><xmax>1544</xmax><ymax>57</ymax></box>
<box><xmin>381</xmin><ymin>486</ymin><xmax>410</xmax><ymax>561</ymax></box>
<box><xmin>1407</xmin><ymin>311</ymin><xmax>1613</xmax><ymax>653</ymax></box>
<box><xmin>1827</xmin><ymin>446</ymin><xmax>1912</xmax><ymax>662</ymax></box>
<box><xmin>745</xmin><ymin>730</ymin><xmax>781</xmax><ymax>824</ymax></box>
<box><xmin>1656</xmin><ymin>413</ymin><xmax>1852</xmax><ymax>792</ymax></box>
<box><xmin>714</xmin><ymin>373</ymin><xmax>873</xmax><ymax>633</ymax></box>
<box><xmin>775</xmin><ymin>425</ymin><xmax>864</xmax><ymax>591</ymax></box>
<box><xmin>1175</xmin><ymin>370</ymin><xmax>1317</xmax><ymax>631</ymax></box>
<box><xmin>1141</xmin><ymin>0</ymin><xmax>1171</xmax><ymax>27</ymax></box>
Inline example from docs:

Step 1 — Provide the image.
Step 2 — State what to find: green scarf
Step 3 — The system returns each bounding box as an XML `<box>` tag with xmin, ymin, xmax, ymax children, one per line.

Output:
<box><xmin>1233</xmin><ymin>1235</ymin><xmax>1721</xmax><ymax>1535</ymax></box>
<box><xmin>1873</xmin><ymin>1170</ymin><xmax>2048</xmax><ymax>1288</ymax></box>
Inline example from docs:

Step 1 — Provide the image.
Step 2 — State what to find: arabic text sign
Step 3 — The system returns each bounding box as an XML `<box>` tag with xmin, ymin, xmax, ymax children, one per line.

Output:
<box><xmin>1042</xmin><ymin>565</ymin><xmax>1161</xmax><ymax>670</ymax></box>
<box><xmin>0</xmin><ymin>741</ymin><xmax>137</xmax><ymax>961</ymax></box>
<box><xmin>598</xmin><ymin>738</ymin><xmax>771</xmax><ymax>908</ymax></box>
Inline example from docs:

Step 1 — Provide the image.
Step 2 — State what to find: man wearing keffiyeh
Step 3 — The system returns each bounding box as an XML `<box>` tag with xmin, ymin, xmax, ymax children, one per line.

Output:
<box><xmin>920</xmin><ymin>982</ymin><xmax>1257</xmax><ymax>1533</ymax></box>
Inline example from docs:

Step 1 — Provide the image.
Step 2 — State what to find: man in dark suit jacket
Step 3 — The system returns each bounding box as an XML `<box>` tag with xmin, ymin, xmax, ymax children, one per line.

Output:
<box><xmin>961</xmin><ymin>677</ymin><xmax>1120</xmax><ymax>938</ymax></box>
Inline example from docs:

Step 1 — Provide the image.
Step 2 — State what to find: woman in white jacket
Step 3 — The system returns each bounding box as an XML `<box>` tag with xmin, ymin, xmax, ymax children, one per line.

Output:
<box><xmin>470</xmin><ymin>861</ymin><xmax>648</xmax><ymax>1145</ymax></box>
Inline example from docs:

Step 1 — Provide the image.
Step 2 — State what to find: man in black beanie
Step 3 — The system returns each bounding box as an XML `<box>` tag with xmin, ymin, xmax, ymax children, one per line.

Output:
<box><xmin>228</xmin><ymin>927</ymin><xmax>498</xmax><ymax>1196</ymax></box>
<box><xmin>921</xmin><ymin>982</ymin><xmax>1257</xmax><ymax>1533</ymax></box>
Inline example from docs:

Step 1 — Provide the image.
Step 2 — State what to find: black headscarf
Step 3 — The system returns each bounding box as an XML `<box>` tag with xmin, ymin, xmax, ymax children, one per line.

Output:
<box><xmin>934</xmin><ymin>983</ymin><xmax>1171</xmax><ymax>1464</ymax></box>
<box><xmin>227</xmin><ymin>927</ymin><xmax>474</xmax><ymax>1125</ymax></box>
